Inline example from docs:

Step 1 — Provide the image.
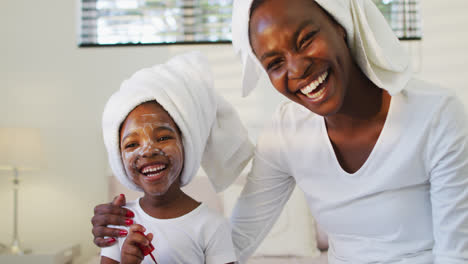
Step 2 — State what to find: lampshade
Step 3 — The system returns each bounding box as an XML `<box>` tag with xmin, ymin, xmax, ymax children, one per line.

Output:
<box><xmin>0</xmin><ymin>127</ymin><xmax>44</xmax><ymax>171</ymax></box>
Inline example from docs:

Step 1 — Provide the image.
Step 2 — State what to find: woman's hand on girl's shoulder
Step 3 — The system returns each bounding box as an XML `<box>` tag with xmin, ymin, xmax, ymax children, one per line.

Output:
<box><xmin>91</xmin><ymin>194</ymin><xmax>135</xmax><ymax>247</ymax></box>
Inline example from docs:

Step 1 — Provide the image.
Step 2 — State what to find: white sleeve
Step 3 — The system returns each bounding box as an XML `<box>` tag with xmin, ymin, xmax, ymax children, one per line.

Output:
<box><xmin>205</xmin><ymin>219</ymin><xmax>238</xmax><ymax>264</ymax></box>
<box><xmin>100</xmin><ymin>240</ymin><xmax>121</xmax><ymax>263</ymax></box>
<box><xmin>230</xmin><ymin>113</ymin><xmax>296</xmax><ymax>263</ymax></box>
<box><xmin>427</xmin><ymin>97</ymin><xmax>468</xmax><ymax>263</ymax></box>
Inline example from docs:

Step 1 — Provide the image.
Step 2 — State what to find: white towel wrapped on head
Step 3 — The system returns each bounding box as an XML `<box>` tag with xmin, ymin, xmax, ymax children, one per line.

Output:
<box><xmin>102</xmin><ymin>51</ymin><xmax>254</xmax><ymax>193</ymax></box>
<box><xmin>232</xmin><ymin>0</ymin><xmax>412</xmax><ymax>97</ymax></box>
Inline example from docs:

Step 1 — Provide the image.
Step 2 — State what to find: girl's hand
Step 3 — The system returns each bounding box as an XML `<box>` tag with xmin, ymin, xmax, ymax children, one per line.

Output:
<box><xmin>91</xmin><ymin>194</ymin><xmax>135</xmax><ymax>247</ymax></box>
<box><xmin>121</xmin><ymin>224</ymin><xmax>154</xmax><ymax>264</ymax></box>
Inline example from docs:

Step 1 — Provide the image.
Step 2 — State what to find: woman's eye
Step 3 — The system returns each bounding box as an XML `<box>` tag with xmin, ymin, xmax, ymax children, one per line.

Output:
<box><xmin>267</xmin><ymin>58</ymin><xmax>283</xmax><ymax>71</ymax></box>
<box><xmin>299</xmin><ymin>31</ymin><xmax>317</xmax><ymax>49</ymax></box>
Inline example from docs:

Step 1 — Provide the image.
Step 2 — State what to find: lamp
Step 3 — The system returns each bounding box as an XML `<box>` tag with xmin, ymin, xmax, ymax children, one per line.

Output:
<box><xmin>0</xmin><ymin>127</ymin><xmax>44</xmax><ymax>255</ymax></box>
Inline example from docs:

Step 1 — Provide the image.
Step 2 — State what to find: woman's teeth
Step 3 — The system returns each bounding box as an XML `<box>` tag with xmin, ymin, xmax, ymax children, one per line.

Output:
<box><xmin>300</xmin><ymin>71</ymin><xmax>328</xmax><ymax>96</ymax></box>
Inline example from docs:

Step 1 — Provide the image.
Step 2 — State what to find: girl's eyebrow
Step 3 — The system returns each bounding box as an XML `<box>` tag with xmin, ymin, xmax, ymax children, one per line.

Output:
<box><xmin>155</xmin><ymin>125</ymin><xmax>176</xmax><ymax>133</ymax></box>
<box><xmin>121</xmin><ymin>124</ymin><xmax>176</xmax><ymax>143</ymax></box>
<box><xmin>121</xmin><ymin>131</ymin><xmax>137</xmax><ymax>143</ymax></box>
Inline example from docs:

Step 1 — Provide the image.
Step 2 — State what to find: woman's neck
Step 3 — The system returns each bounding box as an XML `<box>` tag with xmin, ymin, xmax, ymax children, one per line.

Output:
<box><xmin>325</xmin><ymin>65</ymin><xmax>391</xmax><ymax>131</ymax></box>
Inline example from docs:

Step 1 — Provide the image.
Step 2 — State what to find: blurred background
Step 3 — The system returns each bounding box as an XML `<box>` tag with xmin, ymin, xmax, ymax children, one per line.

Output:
<box><xmin>0</xmin><ymin>0</ymin><xmax>467</xmax><ymax>263</ymax></box>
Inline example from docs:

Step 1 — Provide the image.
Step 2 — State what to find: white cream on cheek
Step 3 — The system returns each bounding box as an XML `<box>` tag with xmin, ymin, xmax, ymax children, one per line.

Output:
<box><xmin>121</xmin><ymin>120</ymin><xmax>183</xmax><ymax>181</ymax></box>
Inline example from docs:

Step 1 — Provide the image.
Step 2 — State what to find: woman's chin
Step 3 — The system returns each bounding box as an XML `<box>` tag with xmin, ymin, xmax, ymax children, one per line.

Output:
<box><xmin>297</xmin><ymin>90</ymin><xmax>341</xmax><ymax>117</ymax></box>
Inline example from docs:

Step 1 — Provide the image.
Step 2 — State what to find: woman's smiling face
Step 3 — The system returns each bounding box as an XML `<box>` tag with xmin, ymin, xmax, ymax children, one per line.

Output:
<box><xmin>120</xmin><ymin>101</ymin><xmax>184</xmax><ymax>196</ymax></box>
<box><xmin>249</xmin><ymin>0</ymin><xmax>354</xmax><ymax>116</ymax></box>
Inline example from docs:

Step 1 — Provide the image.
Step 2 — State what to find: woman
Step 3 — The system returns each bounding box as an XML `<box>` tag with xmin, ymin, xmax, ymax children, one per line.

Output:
<box><xmin>92</xmin><ymin>0</ymin><xmax>468</xmax><ymax>263</ymax></box>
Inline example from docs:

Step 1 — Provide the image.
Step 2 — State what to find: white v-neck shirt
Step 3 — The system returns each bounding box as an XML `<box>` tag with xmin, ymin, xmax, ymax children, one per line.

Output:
<box><xmin>231</xmin><ymin>79</ymin><xmax>468</xmax><ymax>263</ymax></box>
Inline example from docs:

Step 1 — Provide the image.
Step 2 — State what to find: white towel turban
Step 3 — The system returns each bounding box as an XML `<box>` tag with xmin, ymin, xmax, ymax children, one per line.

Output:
<box><xmin>102</xmin><ymin>51</ymin><xmax>254</xmax><ymax>193</ymax></box>
<box><xmin>232</xmin><ymin>0</ymin><xmax>412</xmax><ymax>97</ymax></box>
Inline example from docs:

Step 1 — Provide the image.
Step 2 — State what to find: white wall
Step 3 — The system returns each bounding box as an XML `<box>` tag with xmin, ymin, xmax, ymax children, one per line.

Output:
<box><xmin>416</xmin><ymin>0</ymin><xmax>468</xmax><ymax>100</ymax></box>
<box><xmin>0</xmin><ymin>0</ymin><xmax>467</xmax><ymax>263</ymax></box>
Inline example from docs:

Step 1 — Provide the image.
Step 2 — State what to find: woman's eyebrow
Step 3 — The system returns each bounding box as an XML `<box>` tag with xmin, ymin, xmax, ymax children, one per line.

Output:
<box><xmin>260</xmin><ymin>20</ymin><xmax>315</xmax><ymax>62</ymax></box>
<box><xmin>293</xmin><ymin>20</ymin><xmax>315</xmax><ymax>43</ymax></box>
<box><xmin>260</xmin><ymin>51</ymin><xmax>281</xmax><ymax>62</ymax></box>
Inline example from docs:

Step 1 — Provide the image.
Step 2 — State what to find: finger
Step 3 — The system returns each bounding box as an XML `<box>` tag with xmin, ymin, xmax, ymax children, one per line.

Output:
<box><xmin>122</xmin><ymin>254</ymin><xmax>144</xmax><ymax>264</ymax></box>
<box><xmin>92</xmin><ymin>226</ymin><xmax>129</xmax><ymax>238</ymax></box>
<box><xmin>93</xmin><ymin>237</ymin><xmax>117</xmax><ymax>247</ymax></box>
<box><xmin>126</xmin><ymin>231</ymin><xmax>150</xmax><ymax>247</ymax></box>
<box><xmin>147</xmin><ymin>233</ymin><xmax>154</xmax><ymax>242</ymax></box>
<box><xmin>92</xmin><ymin>214</ymin><xmax>134</xmax><ymax>227</ymax></box>
<box><xmin>112</xmin><ymin>193</ymin><xmax>126</xmax><ymax>206</ymax></box>
<box><xmin>93</xmin><ymin>204</ymin><xmax>134</xmax><ymax>218</ymax></box>
<box><xmin>122</xmin><ymin>245</ymin><xmax>144</xmax><ymax>261</ymax></box>
<box><xmin>129</xmin><ymin>224</ymin><xmax>146</xmax><ymax>233</ymax></box>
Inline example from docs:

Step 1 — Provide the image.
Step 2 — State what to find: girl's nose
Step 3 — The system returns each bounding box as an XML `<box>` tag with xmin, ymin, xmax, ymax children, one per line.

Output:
<box><xmin>141</xmin><ymin>140</ymin><xmax>159</xmax><ymax>158</ymax></box>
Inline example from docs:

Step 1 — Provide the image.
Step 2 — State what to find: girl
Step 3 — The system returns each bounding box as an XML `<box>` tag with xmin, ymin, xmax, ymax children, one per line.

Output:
<box><xmin>99</xmin><ymin>52</ymin><xmax>252</xmax><ymax>264</ymax></box>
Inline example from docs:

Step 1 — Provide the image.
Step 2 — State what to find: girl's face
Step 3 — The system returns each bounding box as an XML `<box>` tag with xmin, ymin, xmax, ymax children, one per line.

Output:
<box><xmin>249</xmin><ymin>0</ymin><xmax>353</xmax><ymax>116</ymax></box>
<box><xmin>120</xmin><ymin>101</ymin><xmax>184</xmax><ymax>197</ymax></box>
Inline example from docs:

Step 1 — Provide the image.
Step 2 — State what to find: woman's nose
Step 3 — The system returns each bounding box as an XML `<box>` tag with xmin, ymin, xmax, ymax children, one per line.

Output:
<box><xmin>287</xmin><ymin>56</ymin><xmax>309</xmax><ymax>80</ymax></box>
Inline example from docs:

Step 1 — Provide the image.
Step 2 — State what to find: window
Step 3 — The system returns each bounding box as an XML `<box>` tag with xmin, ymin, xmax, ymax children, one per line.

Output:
<box><xmin>79</xmin><ymin>0</ymin><xmax>422</xmax><ymax>47</ymax></box>
<box><xmin>373</xmin><ymin>0</ymin><xmax>422</xmax><ymax>40</ymax></box>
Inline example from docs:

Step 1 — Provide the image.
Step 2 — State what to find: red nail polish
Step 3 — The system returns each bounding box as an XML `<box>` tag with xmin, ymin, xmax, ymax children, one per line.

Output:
<box><xmin>135</xmin><ymin>231</ymin><xmax>155</xmax><ymax>255</ymax></box>
<box><xmin>120</xmin><ymin>193</ymin><xmax>124</xmax><ymax>197</ymax></box>
<box><xmin>126</xmin><ymin>210</ymin><xmax>135</xmax><ymax>218</ymax></box>
<box><xmin>125</xmin><ymin>219</ymin><xmax>133</xmax><ymax>226</ymax></box>
<box><xmin>107</xmin><ymin>237</ymin><xmax>116</xmax><ymax>244</ymax></box>
<box><xmin>119</xmin><ymin>230</ymin><xmax>128</xmax><ymax>237</ymax></box>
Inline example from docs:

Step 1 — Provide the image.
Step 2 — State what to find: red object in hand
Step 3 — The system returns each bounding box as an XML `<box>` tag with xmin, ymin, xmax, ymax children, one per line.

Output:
<box><xmin>135</xmin><ymin>231</ymin><xmax>157</xmax><ymax>264</ymax></box>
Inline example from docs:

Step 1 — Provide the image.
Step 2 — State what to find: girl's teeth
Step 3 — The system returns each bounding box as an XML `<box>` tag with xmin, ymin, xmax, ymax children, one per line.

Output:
<box><xmin>146</xmin><ymin>172</ymin><xmax>162</xmax><ymax>177</ymax></box>
<box><xmin>142</xmin><ymin>165</ymin><xmax>166</xmax><ymax>174</ymax></box>
<box><xmin>300</xmin><ymin>71</ymin><xmax>329</xmax><ymax>95</ymax></box>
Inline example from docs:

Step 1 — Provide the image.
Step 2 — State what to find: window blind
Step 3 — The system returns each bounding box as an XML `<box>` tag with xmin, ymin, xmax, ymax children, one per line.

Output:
<box><xmin>79</xmin><ymin>0</ymin><xmax>422</xmax><ymax>47</ymax></box>
<box><xmin>373</xmin><ymin>0</ymin><xmax>422</xmax><ymax>40</ymax></box>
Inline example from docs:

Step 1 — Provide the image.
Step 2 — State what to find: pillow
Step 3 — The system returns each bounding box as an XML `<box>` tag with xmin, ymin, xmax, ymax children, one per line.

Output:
<box><xmin>223</xmin><ymin>183</ymin><xmax>321</xmax><ymax>257</ymax></box>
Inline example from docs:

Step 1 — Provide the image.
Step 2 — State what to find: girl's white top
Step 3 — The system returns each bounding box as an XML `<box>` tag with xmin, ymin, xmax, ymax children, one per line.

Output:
<box><xmin>230</xmin><ymin>79</ymin><xmax>468</xmax><ymax>264</ymax></box>
<box><xmin>101</xmin><ymin>199</ymin><xmax>237</xmax><ymax>264</ymax></box>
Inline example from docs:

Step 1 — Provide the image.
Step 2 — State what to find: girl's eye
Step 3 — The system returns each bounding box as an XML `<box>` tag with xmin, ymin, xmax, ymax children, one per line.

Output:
<box><xmin>267</xmin><ymin>58</ymin><xmax>284</xmax><ymax>71</ymax></box>
<box><xmin>125</xmin><ymin>142</ymin><xmax>138</xmax><ymax>149</ymax></box>
<box><xmin>299</xmin><ymin>31</ymin><xmax>317</xmax><ymax>49</ymax></box>
<box><xmin>158</xmin><ymin>136</ymin><xmax>171</xmax><ymax>142</ymax></box>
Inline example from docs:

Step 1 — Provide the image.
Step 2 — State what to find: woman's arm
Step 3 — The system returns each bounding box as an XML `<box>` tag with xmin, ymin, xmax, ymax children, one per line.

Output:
<box><xmin>427</xmin><ymin>97</ymin><xmax>468</xmax><ymax>263</ymax></box>
<box><xmin>230</xmin><ymin>114</ymin><xmax>296</xmax><ymax>263</ymax></box>
<box><xmin>92</xmin><ymin>194</ymin><xmax>135</xmax><ymax>247</ymax></box>
<box><xmin>230</xmin><ymin>156</ymin><xmax>295</xmax><ymax>263</ymax></box>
